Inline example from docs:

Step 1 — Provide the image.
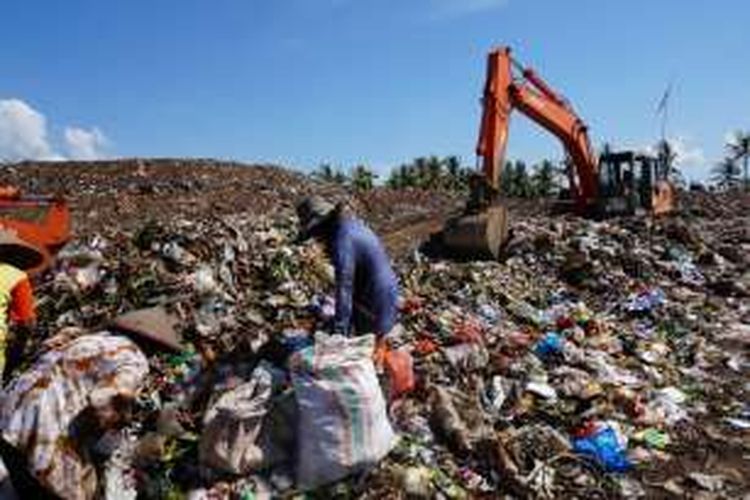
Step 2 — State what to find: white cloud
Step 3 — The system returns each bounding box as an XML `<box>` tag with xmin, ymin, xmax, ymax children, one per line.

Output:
<box><xmin>644</xmin><ymin>136</ymin><xmax>704</xmax><ymax>167</ymax></box>
<box><xmin>0</xmin><ymin>98</ymin><xmax>109</xmax><ymax>162</ymax></box>
<box><xmin>431</xmin><ymin>0</ymin><xmax>508</xmax><ymax>16</ymax></box>
<box><xmin>64</xmin><ymin>126</ymin><xmax>108</xmax><ymax>160</ymax></box>
<box><xmin>724</xmin><ymin>130</ymin><xmax>736</xmax><ymax>146</ymax></box>
<box><xmin>0</xmin><ymin>99</ymin><xmax>57</xmax><ymax>161</ymax></box>
<box><xmin>669</xmin><ymin>137</ymin><xmax>704</xmax><ymax>167</ymax></box>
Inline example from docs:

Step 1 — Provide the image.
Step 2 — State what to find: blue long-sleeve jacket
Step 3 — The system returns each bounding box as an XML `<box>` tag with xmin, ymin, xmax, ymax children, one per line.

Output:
<box><xmin>331</xmin><ymin>218</ymin><xmax>399</xmax><ymax>337</ymax></box>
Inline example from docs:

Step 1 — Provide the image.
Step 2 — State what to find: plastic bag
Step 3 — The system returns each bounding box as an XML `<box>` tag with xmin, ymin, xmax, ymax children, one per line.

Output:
<box><xmin>572</xmin><ymin>424</ymin><xmax>632</xmax><ymax>472</ymax></box>
<box><xmin>199</xmin><ymin>362</ymin><xmax>273</xmax><ymax>474</ymax></box>
<box><xmin>384</xmin><ymin>348</ymin><xmax>415</xmax><ymax>398</ymax></box>
<box><xmin>442</xmin><ymin>343</ymin><xmax>488</xmax><ymax>371</ymax></box>
<box><xmin>289</xmin><ymin>333</ymin><xmax>396</xmax><ymax>489</ymax></box>
<box><xmin>534</xmin><ymin>332</ymin><xmax>564</xmax><ymax>359</ymax></box>
<box><xmin>625</xmin><ymin>288</ymin><xmax>666</xmax><ymax>314</ymax></box>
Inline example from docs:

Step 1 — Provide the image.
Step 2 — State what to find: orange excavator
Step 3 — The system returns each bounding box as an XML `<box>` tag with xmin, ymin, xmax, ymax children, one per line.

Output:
<box><xmin>442</xmin><ymin>47</ymin><xmax>675</xmax><ymax>258</ymax></box>
<box><xmin>0</xmin><ymin>185</ymin><xmax>71</xmax><ymax>274</ymax></box>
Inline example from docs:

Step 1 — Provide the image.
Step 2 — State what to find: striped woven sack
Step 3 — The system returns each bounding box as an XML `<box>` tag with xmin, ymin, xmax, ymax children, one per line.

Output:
<box><xmin>290</xmin><ymin>332</ymin><xmax>397</xmax><ymax>490</ymax></box>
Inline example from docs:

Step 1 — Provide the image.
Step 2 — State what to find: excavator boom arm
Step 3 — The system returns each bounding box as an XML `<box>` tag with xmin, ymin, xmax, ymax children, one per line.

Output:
<box><xmin>476</xmin><ymin>47</ymin><xmax>513</xmax><ymax>193</ymax></box>
<box><xmin>476</xmin><ymin>48</ymin><xmax>599</xmax><ymax>207</ymax></box>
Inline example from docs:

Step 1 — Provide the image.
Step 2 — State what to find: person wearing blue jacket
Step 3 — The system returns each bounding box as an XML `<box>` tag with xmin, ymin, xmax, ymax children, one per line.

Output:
<box><xmin>296</xmin><ymin>197</ymin><xmax>399</xmax><ymax>338</ymax></box>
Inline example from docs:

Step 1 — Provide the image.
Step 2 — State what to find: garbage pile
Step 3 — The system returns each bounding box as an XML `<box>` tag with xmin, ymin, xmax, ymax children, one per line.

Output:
<box><xmin>5</xmin><ymin>161</ymin><xmax>749</xmax><ymax>498</ymax></box>
<box><xmin>32</xmin><ymin>210</ymin><xmax>341</xmax><ymax>497</ymax></box>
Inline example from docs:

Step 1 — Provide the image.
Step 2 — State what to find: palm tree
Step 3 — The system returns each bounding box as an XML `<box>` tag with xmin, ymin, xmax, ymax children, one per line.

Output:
<box><xmin>500</xmin><ymin>160</ymin><xmax>515</xmax><ymax>196</ymax></box>
<box><xmin>444</xmin><ymin>155</ymin><xmax>461</xmax><ymax>191</ymax></box>
<box><xmin>386</xmin><ymin>165</ymin><xmax>402</xmax><ymax>188</ymax></box>
<box><xmin>726</xmin><ymin>130</ymin><xmax>750</xmax><ymax>190</ymax></box>
<box><xmin>655</xmin><ymin>139</ymin><xmax>684</xmax><ymax>186</ymax></box>
<box><xmin>458</xmin><ymin>165</ymin><xmax>473</xmax><ymax>191</ymax></box>
<box><xmin>513</xmin><ymin>160</ymin><xmax>531</xmax><ymax>198</ymax></box>
<box><xmin>402</xmin><ymin>164</ymin><xmax>416</xmax><ymax>188</ymax></box>
<box><xmin>312</xmin><ymin>163</ymin><xmax>335</xmax><ymax>182</ymax></box>
<box><xmin>426</xmin><ymin>156</ymin><xmax>443</xmax><ymax>189</ymax></box>
<box><xmin>350</xmin><ymin>164</ymin><xmax>376</xmax><ymax>191</ymax></box>
<box><xmin>312</xmin><ymin>163</ymin><xmax>349</xmax><ymax>185</ymax></box>
<box><xmin>532</xmin><ymin>159</ymin><xmax>558</xmax><ymax>197</ymax></box>
<box><xmin>412</xmin><ymin>157</ymin><xmax>429</xmax><ymax>189</ymax></box>
<box><xmin>332</xmin><ymin>169</ymin><xmax>349</xmax><ymax>185</ymax></box>
<box><xmin>711</xmin><ymin>157</ymin><xmax>741</xmax><ymax>191</ymax></box>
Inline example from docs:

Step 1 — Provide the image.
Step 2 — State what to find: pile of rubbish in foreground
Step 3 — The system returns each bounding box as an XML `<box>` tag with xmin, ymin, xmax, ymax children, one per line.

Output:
<box><xmin>11</xmin><ymin>161</ymin><xmax>750</xmax><ymax>498</ymax></box>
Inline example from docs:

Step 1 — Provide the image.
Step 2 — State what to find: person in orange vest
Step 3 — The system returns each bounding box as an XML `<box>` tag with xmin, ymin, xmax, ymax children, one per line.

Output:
<box><xmin>0</xmin><ymin>229</ymin><xmax>42</xmax><ymax>381</ymax></box>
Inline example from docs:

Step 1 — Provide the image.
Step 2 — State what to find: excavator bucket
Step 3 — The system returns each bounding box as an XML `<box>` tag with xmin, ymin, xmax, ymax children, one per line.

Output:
<box><xmin>441</xmin><ymin>204</ymin><xmax>509</xmax><ymax>259</ymax></box>
<box><xmin>0</xmin><ymin>191</ymin><xmax>71</xmax><ymax>274</ymax></box>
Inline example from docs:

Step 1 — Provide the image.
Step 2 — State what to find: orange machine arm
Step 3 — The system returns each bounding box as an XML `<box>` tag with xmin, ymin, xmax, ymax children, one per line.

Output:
<box><xmin>476</xmin><ymin>47</ymin><xmax>599</xmax><ymax>208</ymax></box>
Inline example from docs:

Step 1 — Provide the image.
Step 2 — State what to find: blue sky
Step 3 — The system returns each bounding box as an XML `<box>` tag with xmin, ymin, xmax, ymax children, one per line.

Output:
<box><xmin>1</xmin><ymin>0</ymin><xmax>748</xmax><ymax>181</ymax></box>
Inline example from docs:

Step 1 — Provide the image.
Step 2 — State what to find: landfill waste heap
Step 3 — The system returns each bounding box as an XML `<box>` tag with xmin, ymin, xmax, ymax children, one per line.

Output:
<box><xmin>1</xmin><ymin>159</ymin><xmax>748</xmax><ymax>499</ymax></box>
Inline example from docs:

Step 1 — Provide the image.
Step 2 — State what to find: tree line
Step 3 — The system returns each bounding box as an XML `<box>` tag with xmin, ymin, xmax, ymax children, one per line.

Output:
<box><xmin>310</xmin><ymin>131</ymin><xmax>750</xmax><ymax>193</ymax></box>
<box><xmin>311</xmin><ymin>155</ymin><xmax>567</xmax><ymax>197</ymax></box>
<box><xmin>311</xmin><ymin>163</ymin><xmax>378</xmax><ymax>191</ymax></box>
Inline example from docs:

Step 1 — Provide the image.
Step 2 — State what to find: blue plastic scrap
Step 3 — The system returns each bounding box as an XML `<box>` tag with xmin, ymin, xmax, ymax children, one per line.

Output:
<box><xmin>572</xmin><ymin>426</ymin><xmax>632</xmax><ymax>472</ymax></box>
<box><xmin>534</xmin><ymin>332</ymin><xmax>564</xmax><ymax>358</ymax></box>
<box><xmin>625</xmin><ymin>288</ymin><xmax>666</xmax><ymax>314</ymax></box>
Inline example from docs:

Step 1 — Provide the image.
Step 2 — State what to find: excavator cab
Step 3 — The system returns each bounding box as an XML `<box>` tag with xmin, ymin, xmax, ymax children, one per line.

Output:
<box><xmin>597</xmin><ymin>151</ymin><xmax>676</xmax><ymax>217</ymax></box>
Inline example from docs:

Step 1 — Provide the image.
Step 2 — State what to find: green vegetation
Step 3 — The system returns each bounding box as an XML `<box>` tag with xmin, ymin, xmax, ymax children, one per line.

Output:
<box><xmin>725</xmin><ymin>130</ymin><xmax>750</xmax><ymax>190</ymax></box>
<box><xmin>711</xmin><ymin>157</ymin><xmax>741</xmax><ymax>190</ymax></box>
<box><xmin>386</xmin><ymin>156</ymin><xmax>565</xmax><ymax>198</ymax></box>
<box><xmin>311</xmin><ymin>131</ymin><xmax>750</xmax><ymax>193</ymax></box>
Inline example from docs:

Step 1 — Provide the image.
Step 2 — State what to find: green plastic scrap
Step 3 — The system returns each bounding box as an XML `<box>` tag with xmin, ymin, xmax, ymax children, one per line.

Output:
<box><xmin>429</xmin><ymin>467</ymin><xmax>467</xmax><ymax>499</ymax></box>
<box><xmin>167</xmin><ymin>346</ymin><xmax>197</xmax><ymax>367</ymax></box>
<box><xmin>240</xmin><ymin>488</ymin><xmax>256</xmax><ymax>500</ymax></box>
<box><xmin>635</xmin><ymin>428</ymin><xmax>670</xmax><ymax>449</ymax></box>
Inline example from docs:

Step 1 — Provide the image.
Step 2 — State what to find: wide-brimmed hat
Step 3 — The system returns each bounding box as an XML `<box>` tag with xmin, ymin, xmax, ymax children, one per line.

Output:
<box><xmin>112</xmin><ymin>306</ymin><xmax>183</xmax><ymax>352</ymax></box>
<box><xmin>295</xmin><ymin>196</ymin><xmax>336</xmax><ymax>242</ymax></box>
<box><xmin>0</xmin><ymin>229</ymin><xmax>49</xmax><ymax>273</ymax></box>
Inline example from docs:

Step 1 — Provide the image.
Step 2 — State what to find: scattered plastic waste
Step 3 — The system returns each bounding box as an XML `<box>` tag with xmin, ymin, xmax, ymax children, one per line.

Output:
<box><xmin>688</xmin><ymin>472</ymin><xmax>725</xmax><ymax>492</ymax></box>
<box><xmin>476</xmin><ymin>303</ymin><xmax>500</xmax><ymax>325</ymax></box>
<box><xmin>724</xmin><ymin>417</ymin><xmax>750</xmax><ymax>430</ymax></box>
<box><xmin>485</xmin><ymin>375</ymin><xmax>507</xmax><ymax>413</ymax></box>
<box><xmin>400</xmin><ymin>465</ymin><xmax>433</xmax><ymax>497</ymax></box>
<box><xmin>526</xmin><ymin>381</ymin><xmax>558</xmax><ymax>400</ymax></box>
<box><xmin>442</xmin><ymin>342</ymin><xmax>489</xmax><ymax>371</ymax></box>
<box><xmin>646</xmin><ymin>387</ymin><xmax>689</xmax><ymax>425</ymax></box>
